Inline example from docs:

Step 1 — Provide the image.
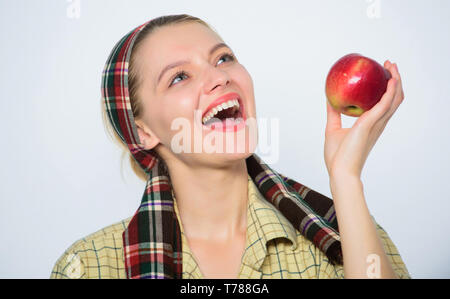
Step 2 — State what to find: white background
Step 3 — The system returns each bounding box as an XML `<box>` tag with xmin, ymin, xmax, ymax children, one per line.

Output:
<box><xmin>1</xmin><ymin>0</ymin><xmax>449</xmax><ymax>278</ymax></box>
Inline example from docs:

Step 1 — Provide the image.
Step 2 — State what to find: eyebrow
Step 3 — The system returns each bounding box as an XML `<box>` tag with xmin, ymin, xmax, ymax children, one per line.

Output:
<box><xmin>157</xmin><ymin>42</ymin><xmax>231</xmax><ymax>85</ymax></box>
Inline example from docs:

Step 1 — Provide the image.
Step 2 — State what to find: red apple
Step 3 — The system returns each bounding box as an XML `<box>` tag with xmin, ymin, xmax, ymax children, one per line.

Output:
<box><xmin>325</xmin><ymin>53</ymin><xmax>392</xmax><ymax>117</ymax></box>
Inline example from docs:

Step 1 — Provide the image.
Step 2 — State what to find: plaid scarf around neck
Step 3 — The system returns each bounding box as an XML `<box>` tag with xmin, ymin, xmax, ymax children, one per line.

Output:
<box><xmin>101</xmin><ymin>18</ymin><xmax>343</xmax><ymax>279</ymax></box>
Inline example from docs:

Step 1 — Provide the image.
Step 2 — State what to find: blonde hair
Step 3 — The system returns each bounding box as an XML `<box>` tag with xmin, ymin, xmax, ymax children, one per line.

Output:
<box><xmin>101</xmin><ymin>14</ymin><xmax>216</xmax><ymax>182</ymax></box>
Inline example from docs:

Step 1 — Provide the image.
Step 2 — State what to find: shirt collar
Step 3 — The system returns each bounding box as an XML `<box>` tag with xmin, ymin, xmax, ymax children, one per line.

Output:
<box><xmin>242</xmin><ymin>174</ymin><xmax>298</xmax><ymax>270</ymax></box>
<box><xmin>171</xmin><ymin>175</ymin><xmax>298</xmax><ymax>276</ymax></box>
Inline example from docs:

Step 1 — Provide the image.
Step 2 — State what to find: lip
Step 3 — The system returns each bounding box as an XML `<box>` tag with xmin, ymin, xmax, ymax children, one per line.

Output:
<box><xmin>202</xmin><ymin>92</ymin><xmax>245</xmax><ymax>120</ymax></box>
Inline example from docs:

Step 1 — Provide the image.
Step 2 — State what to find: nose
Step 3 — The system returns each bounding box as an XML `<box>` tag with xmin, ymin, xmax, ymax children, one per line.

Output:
<box><xmin>202</xmin><ymin>64</ymin><xmax>231</xmax><ymax>94</ymax></box>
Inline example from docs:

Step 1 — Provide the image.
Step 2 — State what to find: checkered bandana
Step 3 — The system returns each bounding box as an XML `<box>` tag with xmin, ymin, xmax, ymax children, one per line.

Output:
<box><xmin>101</xmin><ymin>19</ymin><xmax>343</xmax><ymax>279</ymax></box>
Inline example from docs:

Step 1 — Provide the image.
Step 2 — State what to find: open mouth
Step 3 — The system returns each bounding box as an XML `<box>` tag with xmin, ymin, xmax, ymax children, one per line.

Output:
<box><xmin>202</xmin><ymin>98</ymin><xmax>245</xmax><ymax>127</ymax></box>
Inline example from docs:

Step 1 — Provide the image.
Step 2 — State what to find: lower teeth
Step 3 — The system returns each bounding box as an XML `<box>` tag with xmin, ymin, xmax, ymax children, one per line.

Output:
<box><xmin>204</xmin><ymin>117</ymin><xmax>242</xmax><ymax>127</ymax></box>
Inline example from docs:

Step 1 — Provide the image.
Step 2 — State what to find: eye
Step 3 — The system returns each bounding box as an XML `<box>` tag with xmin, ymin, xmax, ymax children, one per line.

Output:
<box><xmin>168</xmin><ymin>52</ymin><xmax>236</xmax><ymax>87</ymax></box>
<box><xmin>169</xmin><ymin>71</ymin><xmax>188</xmax><ymax>87</ymax></box>
<box><xmin>217</xmin><ymin>53</ymin><xmax>235</xmax><ymax>66</ymax></box>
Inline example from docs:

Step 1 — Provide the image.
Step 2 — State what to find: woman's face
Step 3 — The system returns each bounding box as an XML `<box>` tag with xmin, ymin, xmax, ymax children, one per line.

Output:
<box><xmin>134</xmin><ymin>22</ymin><xmax>257</xmax><ymax>169</ymax></box>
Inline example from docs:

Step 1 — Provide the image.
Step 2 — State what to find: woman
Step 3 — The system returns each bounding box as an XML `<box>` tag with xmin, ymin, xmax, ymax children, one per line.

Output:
<box><xmin>50</xmin><ymin>14</ymin><xmax>409</xmax><ymax>279</ymax></box>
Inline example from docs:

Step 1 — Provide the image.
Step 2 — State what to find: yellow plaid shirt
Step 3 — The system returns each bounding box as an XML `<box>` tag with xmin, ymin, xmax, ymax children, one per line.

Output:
<box><xmin>50</xmin><ymin>175</ymin><xmax>410</xmax><ymax>279</ymax></box>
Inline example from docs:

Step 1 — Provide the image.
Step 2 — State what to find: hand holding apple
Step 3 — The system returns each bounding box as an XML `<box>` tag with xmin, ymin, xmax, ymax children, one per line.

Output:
<box><xmin>324</xmin><ymin>60</ymin><xmax>404</xmax><ymax>180</ymax></box>
<box><xmin>325</xmin><ymin>53</ymin><xmax>392</xmax><ymax>117</ymax></box>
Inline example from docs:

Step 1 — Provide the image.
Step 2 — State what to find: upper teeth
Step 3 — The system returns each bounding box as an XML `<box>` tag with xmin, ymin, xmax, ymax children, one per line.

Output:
<box><xmin>202</xmin><ymin>99</ymin><xmax>240</xmax><ymax>124</ymax></box>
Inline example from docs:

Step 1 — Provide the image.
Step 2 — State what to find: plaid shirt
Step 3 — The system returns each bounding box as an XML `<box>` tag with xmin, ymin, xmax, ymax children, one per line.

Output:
<box><xmin>50</xmin><ymin>175</ymin><xmax>410</xmax><ymax>279</ymax></box>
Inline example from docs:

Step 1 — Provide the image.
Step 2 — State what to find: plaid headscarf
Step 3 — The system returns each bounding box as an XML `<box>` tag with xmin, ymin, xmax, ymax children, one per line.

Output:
<box><xmin>101</xmin><ymin>19</ymin><xmax>343</xmax><ymax>279</ymax></box>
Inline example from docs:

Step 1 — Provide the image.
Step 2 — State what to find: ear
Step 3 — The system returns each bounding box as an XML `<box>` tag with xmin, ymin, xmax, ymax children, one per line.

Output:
<box><xmin>135</xmin><ymin>120</ymin><xmax>160</xmax><ymax>150</ymax></box>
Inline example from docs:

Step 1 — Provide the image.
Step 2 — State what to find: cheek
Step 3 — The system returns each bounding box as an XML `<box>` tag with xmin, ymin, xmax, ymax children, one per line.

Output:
<box><xmin>148</xmin><ymin>94</ymin><xmax>197</xmax><ymax>141</ymax></box>
<box><xmin>165</xmin><ymin>92</ymin><xmax>198</xmax><ymax>125</ymax></box>
<box><xmin>232</xmin><ymin>63</ymin><xmax>253</xmax><ymax>85</ymax></box>
<box><xmin>155</xmin><ymin>92</ymin><xmax>197</xmax><ymax>120</ymax></box>
<box><xmin>233</xmin><ymin>66</ymin><xmax>256</xmax><ymax>115</ymax></box>
<box><xmin>176</xmin><ymin>95</ymin><xmax>198</xmax><ymax>117</ymax></box>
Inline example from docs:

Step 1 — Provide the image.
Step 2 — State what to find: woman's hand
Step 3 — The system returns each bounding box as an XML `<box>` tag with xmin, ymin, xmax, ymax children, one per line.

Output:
<box><xmin>324</xmin><ymin>61</ymin><xmax>405</xmax><ymax>180</ymax></box>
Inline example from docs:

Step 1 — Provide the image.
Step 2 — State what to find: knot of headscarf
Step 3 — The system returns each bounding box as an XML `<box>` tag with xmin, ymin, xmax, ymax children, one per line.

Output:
<box><xmin>101</xmin><ymin>19</ymin><xmax>343</xmax><ymax>279</ymax></box>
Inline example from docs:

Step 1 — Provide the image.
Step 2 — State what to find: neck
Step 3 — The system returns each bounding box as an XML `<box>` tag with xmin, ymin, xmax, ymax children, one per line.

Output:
<box><xmin>167</xmin><ymin>158</ymin><xmax>249</xmax><ymax>242</ymax></box>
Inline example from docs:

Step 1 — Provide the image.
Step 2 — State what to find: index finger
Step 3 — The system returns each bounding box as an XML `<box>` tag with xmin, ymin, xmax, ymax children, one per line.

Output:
<box><xmin>326</xmin><ymin>100</ymin><xmax>342</xmax><ymax>132</ymax></box>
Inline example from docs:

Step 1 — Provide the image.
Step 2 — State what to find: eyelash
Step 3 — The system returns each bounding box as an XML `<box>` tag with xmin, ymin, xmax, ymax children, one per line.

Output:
<box><xmin>168</xmin><ymin>53</ymin><xmax>236</xmax><ymax>87</ymax></box>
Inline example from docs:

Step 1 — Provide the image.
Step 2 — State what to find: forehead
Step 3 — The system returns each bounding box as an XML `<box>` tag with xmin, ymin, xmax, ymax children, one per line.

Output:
<box><xmin>148</xmin><ymin>22</ymin><xmax>221</xmax><ymax>51</ymax></box>
<box><xmin>139</xmin><ymin>22</ymin><xmax>223</xmax><ymax>78</ymax></box>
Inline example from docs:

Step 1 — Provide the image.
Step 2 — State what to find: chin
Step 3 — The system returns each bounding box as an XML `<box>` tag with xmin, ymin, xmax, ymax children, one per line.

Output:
<box><xmin>196</xmin><ymin>139</ymin><xmax>258</xmax><ymax>169</ymax></box>
<box><xmin>223</xmin><ymin>150</ymin><xmax>254</xmax><ymax>160</ymax></box>
<box><xmin>214</xmin><ymin>136</ymin><xmax>258</xmax><ymax>167</ymax></box>
<box><xmin>201</xmin><ymin>151</ymin><xmax>254</xmax><ymax>170</ymax></box>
